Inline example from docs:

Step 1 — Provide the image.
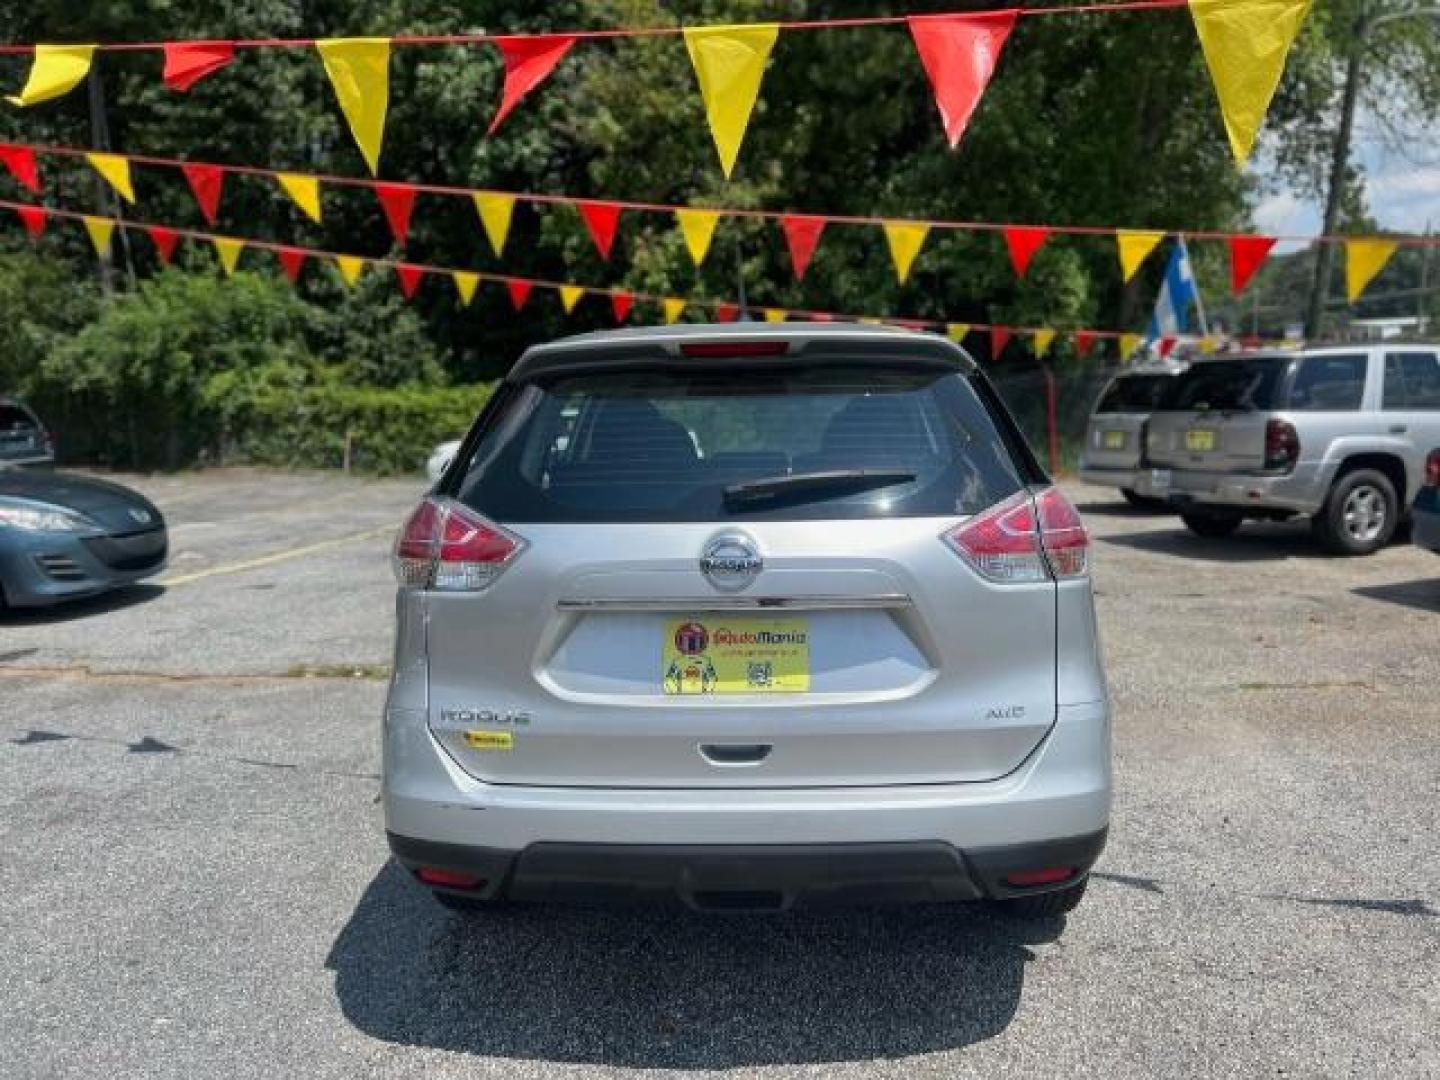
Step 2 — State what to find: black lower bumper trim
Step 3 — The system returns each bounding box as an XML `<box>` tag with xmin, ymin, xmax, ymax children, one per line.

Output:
<box><xmin>387</xmin><ymin>829</ymin><xmax>1108</xmax><ymax>912</ymax></box>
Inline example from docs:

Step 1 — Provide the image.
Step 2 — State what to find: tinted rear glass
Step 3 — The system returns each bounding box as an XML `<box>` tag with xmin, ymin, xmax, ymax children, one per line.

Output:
<box><xmin>1161</xmin><ymin>357</ymin><xmax>1290</xmax><ymax>411</ymax></box>
<box><xmin>1288</xmin><ymin>354</ymin><xmax>1367</xmax><ymax>411</ymax></box>
<box><xmin>457</xmin><ymin>365</ymin><xmax>1024</xmax><ymax>522</ymax></box>
<box><xmin>1095</xmin><ymin>374</ymin><xmax>1173</xmax><ymax>413</ymax></box>
<box><xmin>0</xmin><ymin>405</ymin><xmax>38</xmax><ymax>431</ymax></box>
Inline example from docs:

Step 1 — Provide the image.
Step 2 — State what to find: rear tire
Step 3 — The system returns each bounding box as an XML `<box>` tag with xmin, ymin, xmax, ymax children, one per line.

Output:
<box><xmin>1311</xmin><ymin>468</ymin><xmax>1397</xmax><ymax>556</ymax></box>
<box><xmin>1180</xmin><ymin>510</ymin><xmax>1243</xmax><ymax>539</ymax></box>
<box><xmin>995</xmin><ymin>877</ymin><xmax>1088</xmax><ymax>919</ymax></box>
<box><xmin>1121</xmin><ymin>488</ymin><xmax>1163</xmax><ymax>509</ymax></box>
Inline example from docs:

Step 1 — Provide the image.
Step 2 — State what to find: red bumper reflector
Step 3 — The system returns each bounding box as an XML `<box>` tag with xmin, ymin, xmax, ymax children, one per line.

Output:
<box><xmin>415</xmin><ymin>866</ymin><xmax>485</xmax><ymax>890</ymax></box>
<box><xmin>679</xmin><ymin>341</ymin><xmax>789</xmax><ymax>358</ymax></box>
<box><xmin>1004</xmin><ymin>866</ymin><xmax>1076</xmax><ymax>887</ymax></box>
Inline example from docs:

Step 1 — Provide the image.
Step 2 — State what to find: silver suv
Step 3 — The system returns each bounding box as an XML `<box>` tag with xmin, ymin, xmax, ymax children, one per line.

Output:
<box><xmin>1140</xmin><ymin>345</ymin><xmax>1440</xmax><ymax>554</ymax></box>
<box><xmin>382</xmin><ymin>324</ymin><xmax>1110</xmax><ymax>919</ymax></box>
<box><xmin>1079</xmin><ymin>362</ymin><xmax>1190</xmax><ymax>506</ymax></box>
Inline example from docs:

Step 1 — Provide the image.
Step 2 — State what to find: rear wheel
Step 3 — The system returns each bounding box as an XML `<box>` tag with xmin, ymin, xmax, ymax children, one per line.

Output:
<box><xmin>1180</xmin><ymin>510</ymin><xmax>1243</xmax><ymax>539</ymax></box>
<box><xmin>1312</xmin><ymin>469</ymin><xmax>1397</xmax><ymax>556</ymax></box>
<box><xmin>995</xmin><ymin>877</ymin><xmax>1088</xmax><ymax>919</ymax></box>
<box><xmin>1121</xmin><ymin>488</ymin><xmax>1163</xmax><ymax>509</ymax></box>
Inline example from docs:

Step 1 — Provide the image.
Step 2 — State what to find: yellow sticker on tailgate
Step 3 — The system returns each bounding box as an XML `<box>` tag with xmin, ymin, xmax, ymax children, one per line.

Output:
<box><xmin>663</xmin><ymin>617</ymin><xmax>810</xmax><ymax>694</ymax></box>
<box><xmin>463</xmin><ymin>730</ymin><xmax>514</xmax><ymax>751</ymax></box>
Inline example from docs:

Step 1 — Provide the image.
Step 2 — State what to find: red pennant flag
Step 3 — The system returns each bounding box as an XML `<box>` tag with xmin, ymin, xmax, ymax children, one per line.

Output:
<box><xmin>908</xmin><ymin>12</ymin><xmax>1018</xmax><ymax>148</ymax></box>
<box><xmin>375</xmin><ymin>183</ymin><xmax>417</xmax><ymax>246</ymax></box>
<box><xmin>0</xmin><ymin>145</ymin><xmax>41</xmax><ymax>194</ymax></box>
<box><xmin>893</xmin><ymin>318</ymin><xmax>930</xmax><ymax>331</ymax></box>
<box><xmin>15</xmin><ymin>205</ymin><xmax>46</xmax><ymax>239</ymax></box>
<box><xmin>1158</xmin><ymin>336</ymin><xmax>1179</xmax><ymax>359</ymax></box>
<box><xmin>1228</xmin><ymin>235</ymin><xmax>1276</xmax><ymax>295</ymax></box>
<box><xmin>395</xmin><ymin>262</ymin><xmax>424</xmax><ymax>299</ymax></box>
<box><xmin>808</xmin><ymin>312</ymin><xmax>836</xmax><ymax>323</ymax></box>
<box><xmin>610</xmin><ymin>291</ymin><xmax>634</xmax><ymax>323</ymax></box>
<box><xmin>180</xmin><ymin>163</ymin><xmax>225</xmax><ymax>225</ymax></box>
<box><xmin>163</xmin><ymin>41</ymin><xmax>236</xmax><ymax>92</ymax></box>
<box><xmin>277</xmin><ymin>246</ymin><xmax>308</xmax><ymax>284</ymax></box>
<box><xmin>507</xmin><ymin>279</ymin><xmax>533</xmax><ymax>311</ymax></box>
<box><xmin>780</xmin><ymin>215</ymin><xmax>826</xmax><ymax>281</ymax></box>
<box><xmin>575</xmin><ymin>200</ymin><xmax>623</xmax><ymax>260</ymax></box>
<box><xmin>991</xmin><ymin>327</ymin><xmax>1011</xmax><ymax>359</ymax></box>
<box><xmin>716</xmin><ymin>302</ymin><xmax>740</xmax><ymax>323</ymax></box>
<box><xmin>1003</xmin><ymin>226</ymin><xmax>1050</xmax><ymax>279</ymax></box>
<box><xmin>488</xmin><ymin>36</ymin><xmax>577</xmax><ymax>136</ymax></box>
<box><xmin>147</xmin><ymin>226</ymin><xmax>180</xmax><ymax>265</ymax></box>
<box><xmin>1075</xmin><ymin>331</ymin><xmax>1097</xmax><ymax>359</ymax></box>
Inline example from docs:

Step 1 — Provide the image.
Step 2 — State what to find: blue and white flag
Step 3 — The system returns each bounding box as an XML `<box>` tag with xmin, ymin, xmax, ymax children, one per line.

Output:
<box><xmin>1148</xmin><ymin>238</ymin><xmax>1203</xmax><ymax>340</ymax></box>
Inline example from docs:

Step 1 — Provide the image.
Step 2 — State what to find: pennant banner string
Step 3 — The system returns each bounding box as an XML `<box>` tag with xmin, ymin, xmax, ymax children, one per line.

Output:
<box><xmin>4</xmin><ymin>141</ymin><xmax>1432</xmax><ymax>248</ymax></box>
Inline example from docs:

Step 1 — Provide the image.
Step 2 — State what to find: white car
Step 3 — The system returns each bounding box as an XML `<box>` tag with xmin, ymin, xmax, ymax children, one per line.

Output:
<box><xmin>426</xmin><ymin>440</ymin><xmax>462</xmax><ymax>484</ymax></box>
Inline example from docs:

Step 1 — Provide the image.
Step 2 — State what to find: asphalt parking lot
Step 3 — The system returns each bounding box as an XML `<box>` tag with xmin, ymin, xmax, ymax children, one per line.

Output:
<box><xmin>2</xmin><ymin>469</ymin><xmax>1437</xmax><ymax>1079</ymax></box>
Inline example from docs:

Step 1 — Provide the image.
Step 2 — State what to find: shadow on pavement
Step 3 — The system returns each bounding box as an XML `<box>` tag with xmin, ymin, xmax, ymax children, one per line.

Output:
<box><xmin>0</xmin><ymin>583</ymin><xmax>165</xmax><ymax>626</ymax></box>
<box><xmin>1099</xmin><ymin>523</ymin><xmax>1326</xmax><ymax>563</ymax></box>
<box><xmin>327</xmin><ymin>861</ymin><xmax>1052</xmax><ymax>1069</ymax></box>
<box><xmin>1070</xmin><ymin>497</ymin><xmax>1170</xmax><ymax>519</ymax></box>
<box><xmin>1352</xmin><ymin>578</ymin><xmax>1440</xmax><ymax>613</ymax></box>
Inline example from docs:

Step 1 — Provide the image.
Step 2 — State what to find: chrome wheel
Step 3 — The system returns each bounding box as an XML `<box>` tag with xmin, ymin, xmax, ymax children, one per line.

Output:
<box><xmin>1341</xmin><ymin>483</ymin><xmax>1387</xmax><ymax>543</ymax></box>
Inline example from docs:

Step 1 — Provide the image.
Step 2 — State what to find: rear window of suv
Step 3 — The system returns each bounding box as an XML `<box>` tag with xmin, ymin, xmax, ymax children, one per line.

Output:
<box><xmin>1095</xmin><ymin>374</ymin><xmax>1174</xmax><ymax>413</ymax></box>
<box><xmin>456</xmin><ymin>365</ymin><xmax>1027</xmax><ymax>522</ymax></box>
<box><xmin>1160</xmin><ymin>356</ymin><xmax>1290</xmax><ymax>411</ymax></box>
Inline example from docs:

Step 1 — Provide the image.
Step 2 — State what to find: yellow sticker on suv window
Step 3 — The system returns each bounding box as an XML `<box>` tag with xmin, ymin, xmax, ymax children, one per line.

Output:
<box><xmin>463</xmin><ymin>730</ymin><xmax>514</xmax><ymax>751</ymax></box>
<box><xmin>663</xmin><ymin>617</ymin><xmax>810</xmax><ymax>694</ymax></box>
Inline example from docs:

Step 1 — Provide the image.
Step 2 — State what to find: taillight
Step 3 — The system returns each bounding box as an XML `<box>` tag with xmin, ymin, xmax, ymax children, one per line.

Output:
<box><xmin>392</xmin><ymin>497</ymin><xmax>524</xmax><ymax>591</ymax></box>
<box><xmin>1264</xmin><ymin>419</ymin><xmax>1300</xmax><ymax>472</ymax></box>
<box><xmin>1425</xmin><ymin>448</ymin><xmax>1440</xmax><ymax>490</ymax></box>
<box><xmin>942</xmin><ymin>487</ymin><xmax>1090</xmax><ymax>583</ymax></box>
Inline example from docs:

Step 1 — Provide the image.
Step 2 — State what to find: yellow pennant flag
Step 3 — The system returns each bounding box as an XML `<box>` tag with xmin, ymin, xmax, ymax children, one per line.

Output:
<box><xmin>1119</xmin><ymin>333</ymin><xmax>1144</xmax><ymax>360</ymax></box>
<box><xmin>676</xmin><ymin>209</ymin><xmax>721</xmax><ymax>266</ymax></box>
<box><xmin>81</xmin><ymin>215</ymin><xmax>114</xmax><ymax>257</ymax></box>
<box><xmin>883</xmin><ymin>222</ymin><xmax>929</xmax><ymax>285</ymax></box>
<box><xmin>1190</xmin><ymin>0</ymin><xmax>1313</xmax><ymax>164</ymax></box>
<box><xmin>683</xmin><ymin>24</ymin><xmax>779</xmax><ymax>178</ymax></box>
<box><xmin>212</xmin><ymin>237</ymin><xmax>244</xmax><ymax>276</ymax></box>
<box><xmin>1032</xmin><ymin>329</ymin><xmax>1057</xmax><ymax>357</ymax></box>
<box><xmin>473</xmin><ymin>193</ymin><xmax>515</xmax><ymax>258</ymax></box>
<box><xmin>452</xmin><ymin>271</ymin><xmax>480</xmax><ymax>306</ymax></box>
<box><xmin>335</xmin><ymin>255</ymin><xmax>366</xmax><ymax>287</ymax></box>
<box><xmin>1117</xmin><ymin>230</ymin><xmax>1165</xmax><ymax>283</ymax></box>
<box><xmin>1345</xmin><ymin>239</ymin><xmax>1398</xmax><ymax>303</ymax></box>
<box><xmin>276</xmin><ymin>174</ymin><xmax>322</xmax><ymax>223</ymax></box>
<box><xmin>662</xmin><ymin>298</ymin><xmax>687</xmax><ymax>324</ymax></box>
<box><xmin>316</xmin><ymin>38</ymin><xmax>390</xmax><ymax>175</ymax></box>
<box><xmin>6</xmin><ymin>44</ymin><xmax>95</xmax><ymax>107</ymax></box>
<box><xmin>946</xmin><ymin>323</ymin><xmax>970</xmax><ymax>343</ymax></box>
<box><xmin>763</xmin><ymin>308</ymin><xmax>787</xmax><ymax>323</ymax></box>
<box><xmin>560</xmin><ymin>285</ymin><xmax>585</xmax><ymax>314</ymax></box>
<box><xmin>85</xmin><ymin>152</ymin><xmax>135</xmax><ymax>204</ymax></box>
<box><xmin>860</xmin><ymin>317</ymin><xmax>883</xmax><ymax>325</ymax></box>
<box><xmin>1199</xmin><ymin>335</ymin><xmax>1220</xmax><ymax>354</ymax></box>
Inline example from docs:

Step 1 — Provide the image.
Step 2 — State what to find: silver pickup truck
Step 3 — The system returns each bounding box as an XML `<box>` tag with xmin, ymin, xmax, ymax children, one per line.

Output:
<box><xmin>1132</xmin><ymin>345</ymin><xmax>1440</xmax><ymax>554</ymax></box>
<box><xmin>1078</xmin><ymin>363</ymin><xmax>1190</xmax><ymax>506</ymax></box>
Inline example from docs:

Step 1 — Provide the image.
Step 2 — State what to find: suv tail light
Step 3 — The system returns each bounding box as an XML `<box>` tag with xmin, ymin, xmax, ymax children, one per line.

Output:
<box><xmin>1264</xmin><ymin>419</ymin><xmax>1300</xmax><ymax>472</ymax></box>
<box><xmin>393</xmin><ymin>497</ymin><xmax>525</xmax><ymax>591</ymax></box>
<box><xmin>943</xmin><ymin>487</ymin><xmax>1090</xmax><ymax>583</ymax></box>
<box><xmin>1425</xmin><ymin>448</ymin><xmax>1440</xmax><ymax>490</ymax></box>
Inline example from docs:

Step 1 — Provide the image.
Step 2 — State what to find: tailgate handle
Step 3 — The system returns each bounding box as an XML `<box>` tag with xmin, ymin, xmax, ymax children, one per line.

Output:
<box><xmin>699</xmin><ymin>743</ymin><xmax>772</xmax><ymax>767</ymax></box>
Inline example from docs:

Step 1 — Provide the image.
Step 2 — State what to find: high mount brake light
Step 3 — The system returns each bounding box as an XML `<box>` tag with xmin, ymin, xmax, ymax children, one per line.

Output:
<box><xmin>942</xmin><ymin>488</ymin><xmax>1090</xmax><ymax>583</ymax></box>
<box><xmin>679</xmin><ymin>341</ymin><xmax>790</xmax><ymax>358</ymax></box>
<box><xmin>393</xmin><ymin>497</ymin><xmax>524</xmax><ymax>591</ymax></box>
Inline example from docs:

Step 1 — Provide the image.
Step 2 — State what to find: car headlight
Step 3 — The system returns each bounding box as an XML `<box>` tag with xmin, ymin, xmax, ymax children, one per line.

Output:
<box><xmin>0</xmin><ymin>501</ymin><xmax>98</xmax><ymax>533</ymax></box>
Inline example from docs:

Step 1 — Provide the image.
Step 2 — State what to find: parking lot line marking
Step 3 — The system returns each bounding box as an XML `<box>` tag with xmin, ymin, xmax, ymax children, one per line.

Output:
<box><xmin>159</xmin><ymin>526</ymin><xmax>393</xmax><ymax>587</ymax></box>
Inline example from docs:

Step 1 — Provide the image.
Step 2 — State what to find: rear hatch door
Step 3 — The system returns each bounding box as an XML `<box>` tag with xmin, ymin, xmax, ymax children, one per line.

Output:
<box><xmin>1148</xmin><ymin>356</ymin><xmax>1293</xmax><ymax>470</ymax></box>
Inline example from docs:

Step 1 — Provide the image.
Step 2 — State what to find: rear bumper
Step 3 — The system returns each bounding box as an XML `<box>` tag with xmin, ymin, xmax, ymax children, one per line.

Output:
<box><xmin>383</xmin><ymin>699</ymin><xmax>1111</xmax><ymax>898</ymax></box>
<box><xmin>388</xmin><ymin>829</ymin><xmax>1108</xmax><ymax>910</ymax></box>
<box><xmin>1132</xmin><ymin>463</ymin><xmax>1324</xmax><ymax>514</ymax></box>
<box><xmin>1078</xmin><ymin>463</ymin><xmax>1141</xmax><ymax>491</ymax></box>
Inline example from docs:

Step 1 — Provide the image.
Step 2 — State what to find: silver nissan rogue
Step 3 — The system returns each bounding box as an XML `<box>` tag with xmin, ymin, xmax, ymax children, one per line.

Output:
<box><xmin>383</xmin><ymin>324</ymin><xmax>1110</xmax><ymax>920</ymax></box>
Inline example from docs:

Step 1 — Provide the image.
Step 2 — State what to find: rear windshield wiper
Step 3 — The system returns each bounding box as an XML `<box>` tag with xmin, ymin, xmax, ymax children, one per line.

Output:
<box><xmin>723</xmin><ymin>469</ymin><xmax>917</xmax><ymax>509</ymax></box>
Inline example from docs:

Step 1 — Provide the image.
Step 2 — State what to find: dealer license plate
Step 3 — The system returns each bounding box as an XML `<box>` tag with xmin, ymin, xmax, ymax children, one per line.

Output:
<box><xmin>1102</xmin><ymin>430</ymin><xmax>1126</xmax><ymax>450</ymax></box>
<box><xmin>1185</xmin><ymin>428</ymin><xmax>1218</xmax><ymax>452</ymax></box>
<box><xmin>663</xmin><ymin>617</ymin><xmax>810</xmax><ymax>695</ymax></box>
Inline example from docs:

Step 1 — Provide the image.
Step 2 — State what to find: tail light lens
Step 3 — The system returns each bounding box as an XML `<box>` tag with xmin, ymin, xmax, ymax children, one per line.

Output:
<box><xmin>943</xmin><ymin>487</ymin><xmax>1090</xmax><ymax>583</ymax></box>
<box><xmin>1264</xmin><ymin>419</ymin><xmax>1300</xmax><ymax>472</ymax></box>
<box><xmin>1425</xmin><ymin>449</ymin><xmax>1440</xmax><ymax>490</ymax></box>
<box><xmin>393</xmin><ymin>497</ymin><xmax>524</xmax><ymax>591</ymax></box>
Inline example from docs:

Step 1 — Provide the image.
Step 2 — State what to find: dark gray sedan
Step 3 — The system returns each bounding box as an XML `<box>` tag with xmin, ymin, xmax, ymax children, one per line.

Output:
<box><xmin>0</xmin><ymin>469</ymin><xmax>167</xmax><ymax>608</ymax></box>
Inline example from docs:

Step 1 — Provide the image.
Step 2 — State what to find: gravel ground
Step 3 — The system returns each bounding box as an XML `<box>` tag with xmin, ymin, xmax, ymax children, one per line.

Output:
<box><xmin>1</xmin><ymin>470</ymin><xmax>1436</xmax><ymax>1079</ymax></box>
